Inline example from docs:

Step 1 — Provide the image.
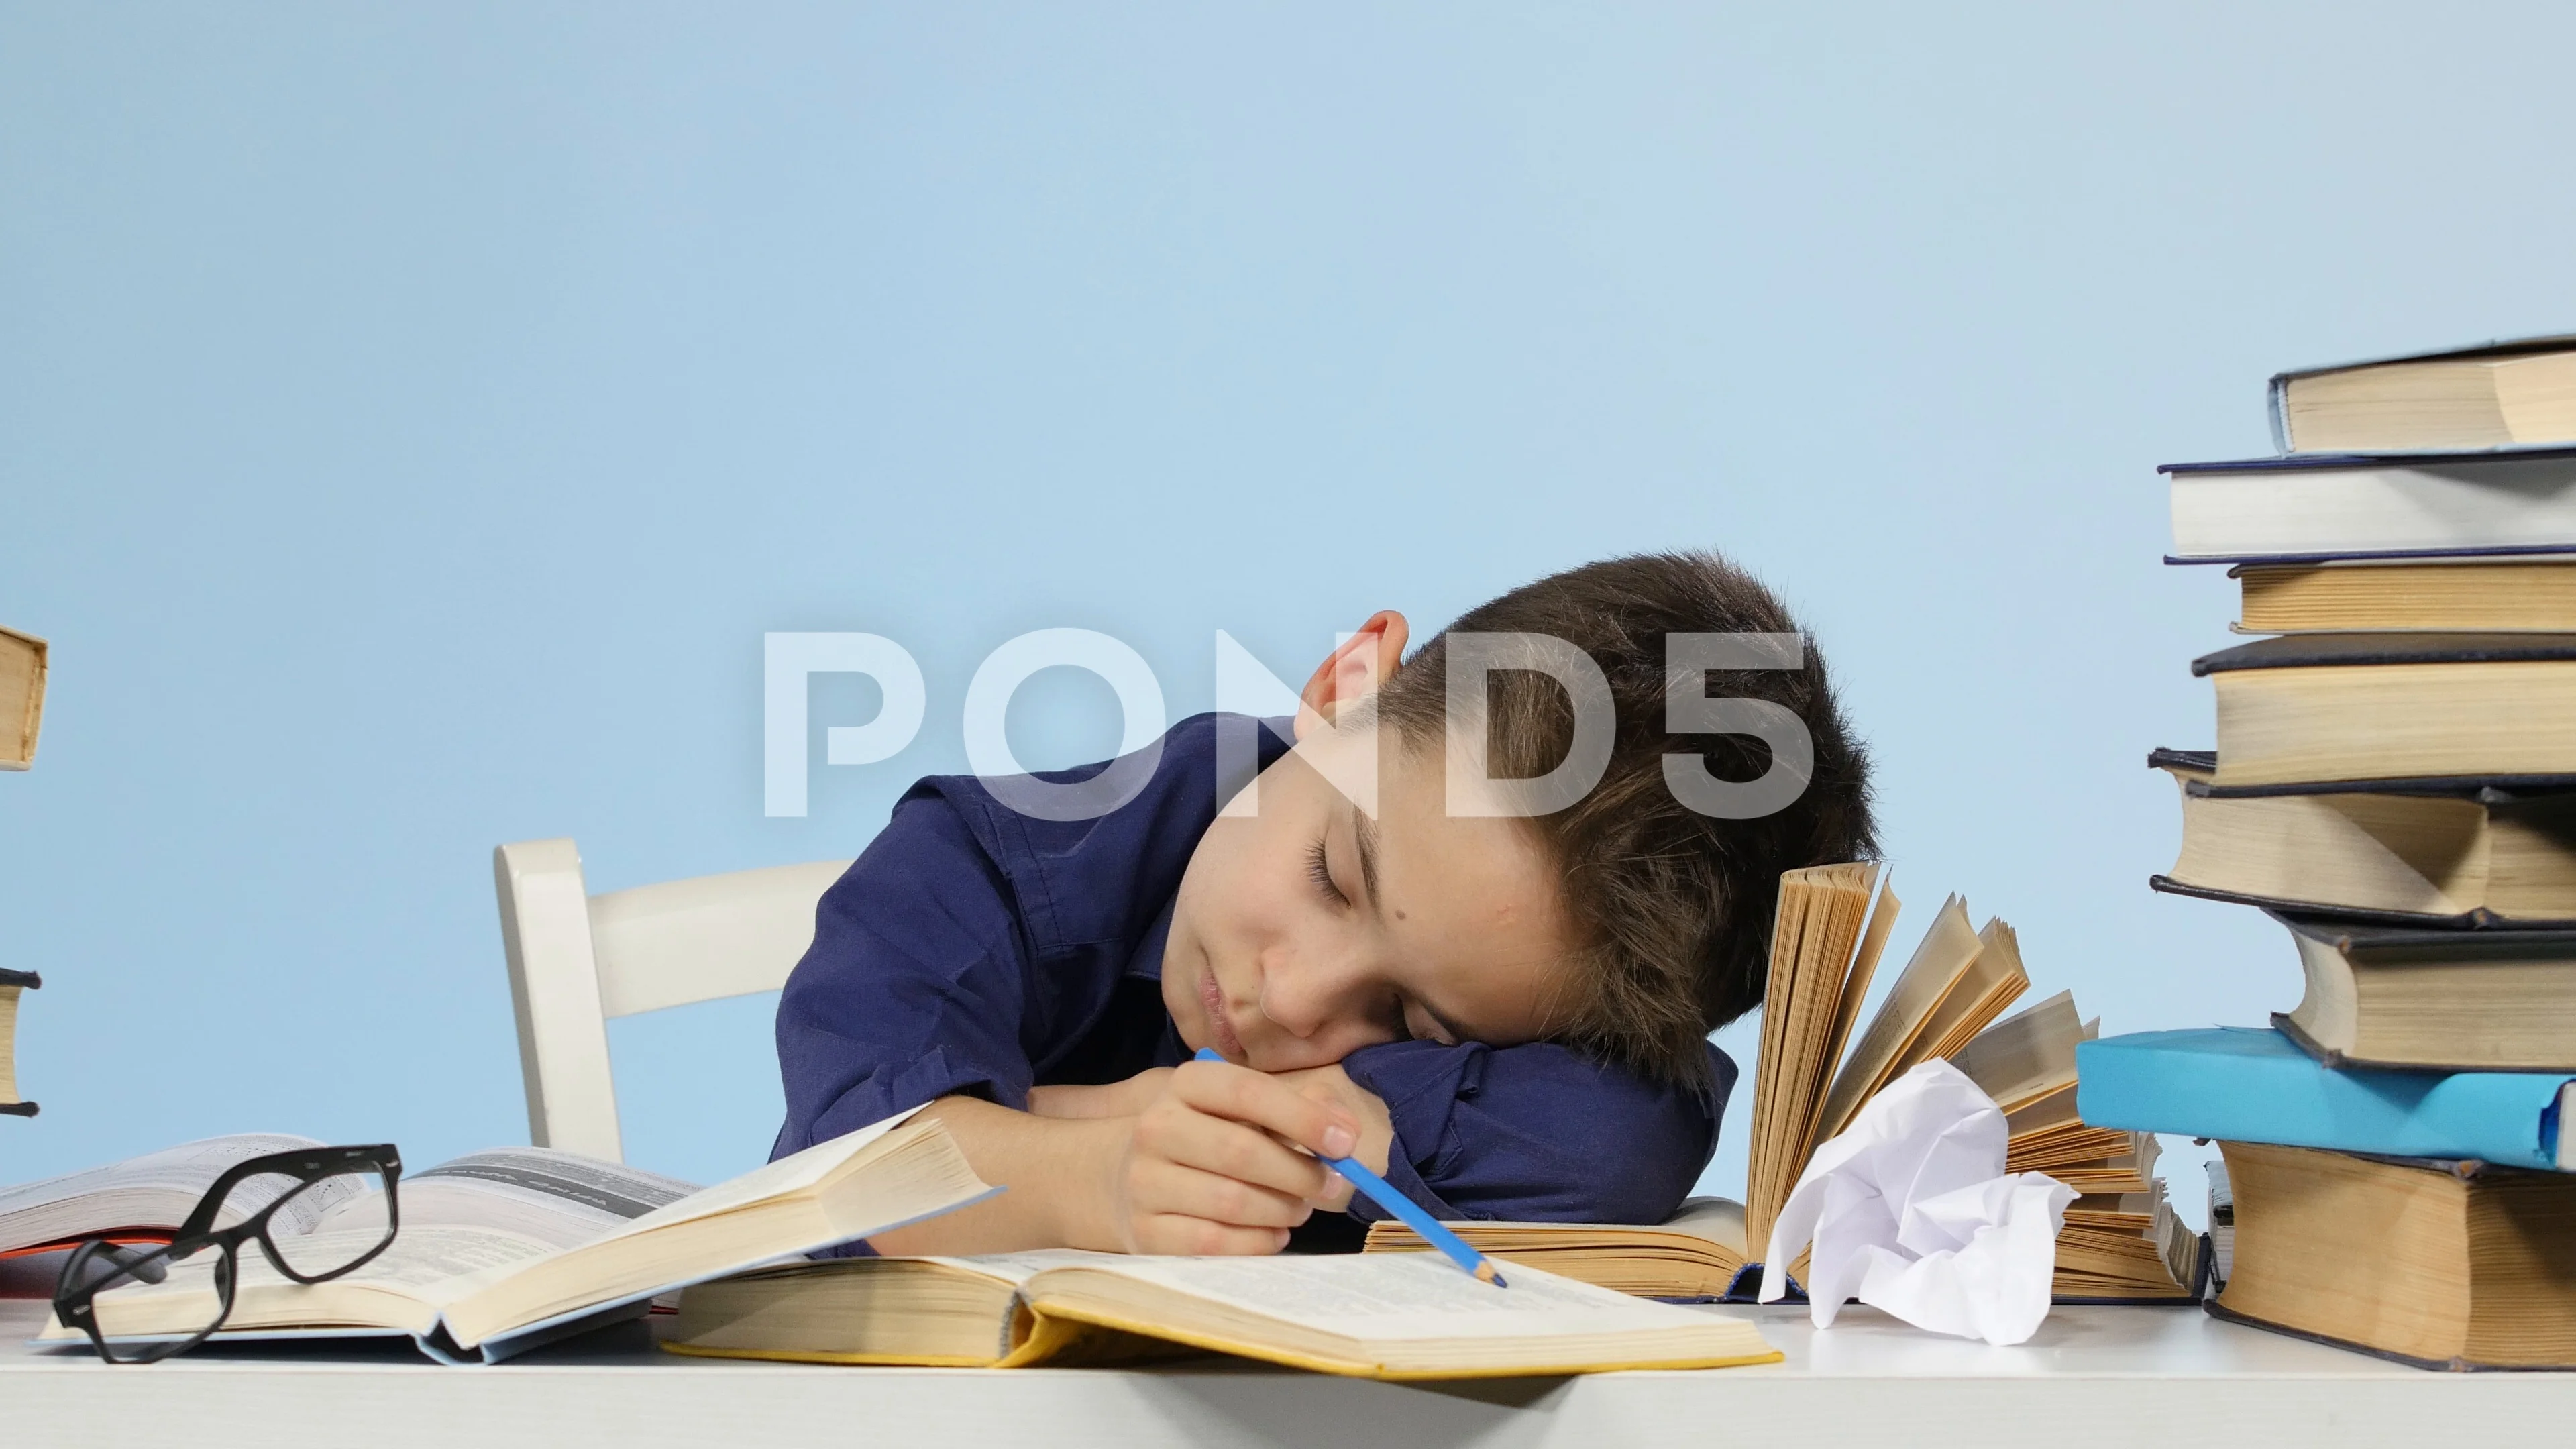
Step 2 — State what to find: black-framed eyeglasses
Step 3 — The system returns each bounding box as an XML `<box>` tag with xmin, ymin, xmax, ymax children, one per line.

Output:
<box><xmin>52</xmin><ymin>1144</ymin><xmax>402</xmax><ymax>1363</ymax></box>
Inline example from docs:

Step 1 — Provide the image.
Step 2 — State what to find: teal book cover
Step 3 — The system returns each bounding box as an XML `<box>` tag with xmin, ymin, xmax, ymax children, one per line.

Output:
<box><xmin>2074</xmin><ymin>1028</ymin><xmax>2573</xmax><ymax>1171</ymax></box>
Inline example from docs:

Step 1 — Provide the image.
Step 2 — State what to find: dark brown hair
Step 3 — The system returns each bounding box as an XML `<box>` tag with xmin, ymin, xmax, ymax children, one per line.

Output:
<box><xmin>1374</xmin><ymin>551</ymin><xmax>1876</xmax><ymax>1085</ymax></box>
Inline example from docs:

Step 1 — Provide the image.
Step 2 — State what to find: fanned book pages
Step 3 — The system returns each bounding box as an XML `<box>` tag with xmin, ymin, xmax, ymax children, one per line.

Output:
<box><xmin>0</xmin><ymin>625</ymin><xmax>43</xmax><ymax>771</ymax></box>
<box><xmin>1745</xmin><ymin>863</ymin><xmax>1894</xmax><ymax>1254</ymax></box>
<box><xmin>25</xmin><ymin>1109</ymin><xmax>994</xmax><ymax>1362</ymax></box>
<box><xmin>1957</xmin><ymin>992</ymin><xmax>2198</xmax><ymax>1301</ymax></box>
<box><xmin>0</xmin><ymin>969</ymin><xmax>35</xmax><ymax>1118</ymax></box>
<box><xmin>1366</xmin><ymin>985</ymin><xmax>2200</xmax><ymax>1305</ymax></box>
<box><xmin>1733</xmin><ymin>865</ymin><xmax>2033</xmax><ymax>1266</ymax></box>
<box><xmin>667</xmin><ymin>1250</ymin><xmax>1780</xmax><ymax>1379</ymax></box>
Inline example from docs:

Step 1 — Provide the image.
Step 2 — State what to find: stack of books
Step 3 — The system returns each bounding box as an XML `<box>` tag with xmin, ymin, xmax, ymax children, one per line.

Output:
<box><xmin>2090</xmin><ymin>335</ymin><xmax>2576</xmax><ymax>1368</ymax></box>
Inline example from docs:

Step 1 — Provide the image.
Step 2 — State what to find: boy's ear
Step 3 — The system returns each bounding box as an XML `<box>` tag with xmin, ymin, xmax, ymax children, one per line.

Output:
<box><xmin>1297</xmin><ymin>611</ymin><xmax>1409</xmax><ymax>740</ymax></box>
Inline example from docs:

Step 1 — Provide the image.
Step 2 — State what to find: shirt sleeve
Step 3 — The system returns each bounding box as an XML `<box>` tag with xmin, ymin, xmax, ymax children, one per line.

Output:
<box><xmin>1337</xmin><ymin>1040</ymin><xmax>1735</xmax><ymax>1226</ymax></box>
<box><xmin>771</xmin><ymin>786</ymin><xmax>1040</xmax><ymax>1161</ymax></box>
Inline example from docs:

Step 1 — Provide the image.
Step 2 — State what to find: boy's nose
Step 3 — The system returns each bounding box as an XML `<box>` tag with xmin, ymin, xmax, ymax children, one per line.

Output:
<box><xmin>1255</xmin><ymin>949</ymin><xmax>1377</xmax><ymax>1044</ymax></box>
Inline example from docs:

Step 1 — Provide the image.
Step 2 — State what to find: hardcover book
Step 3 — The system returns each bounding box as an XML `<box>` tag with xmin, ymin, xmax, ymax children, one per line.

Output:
<box><xmin>0</xmin><ymin>969</ymin><xmax>36</xmax><ymax>1118</ymax></box>
<box><xmin>2212</xmin><ymin>1141</ymin><xmax>2576</xmax><ymax>1370</ymax></box>
<box><xmin>2194</xmin><ymin>633</ymin><xmax>2576</xmax><ymax>789</ymax></box>
<box><xmin>2232</xmin><ymin>557</ymin><xmax>2576</xmax><ymax>635</ymax></box>
<box><xmin>2269</xmin><ymin>336</ymin><xmax>2576</xmax><ymax>455</ymax></box>
<box><xmin>2164</xmin><ymin>450</ymin><xmax>2576</xmax><ymax>564</ymax></box>
<box><xmin>2075</xmin><ymin>1027</ymin><xmax>2575</xmax><ymax>1170</ymax></box>
<box><xmin>0</xmin><ymin>625</ymin><xmax>42</xmax><ymax>771</ymax></box>
<box><xmin>2271</xmin><ymin>912</ymin><xmax>2576</xmax><ymax>1071</ymax></box>
<box><xmin>21</xmin><ymin>1110</ymin><xmax>993</xmax><ymax>1362</ymax></box>
<box><xmin>2148</xmin><ymin>747</ymin><xmax>2576</xmax><ymax>926</ymax></box>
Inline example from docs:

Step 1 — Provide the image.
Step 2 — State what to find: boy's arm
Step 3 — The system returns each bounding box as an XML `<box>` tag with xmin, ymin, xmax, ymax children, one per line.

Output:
<box><xmin>1337</xmin><ymin>1039</ymin><xmax>1734</xmax><ymax>1225</ymax></box>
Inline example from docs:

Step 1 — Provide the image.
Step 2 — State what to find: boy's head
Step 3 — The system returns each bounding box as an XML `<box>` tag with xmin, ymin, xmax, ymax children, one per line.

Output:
<box><xmin>1162</xmin><ymin>551</ymin><xmax>1875</xmax><ymax>1086</ymax></box>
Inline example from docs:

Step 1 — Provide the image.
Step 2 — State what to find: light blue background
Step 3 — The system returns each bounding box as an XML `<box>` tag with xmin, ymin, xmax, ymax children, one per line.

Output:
<box><xmin>5</xmin><ymin>4</ymin><xmax>2571</xmax><ymax>1231</ymax></box>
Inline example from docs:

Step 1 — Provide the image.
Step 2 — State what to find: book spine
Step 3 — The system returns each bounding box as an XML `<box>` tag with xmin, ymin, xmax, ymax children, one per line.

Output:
<box><xmin>2267</xmin><ymin>372</ymin><xmax>2293</xmax><ymax>453</ymax></box>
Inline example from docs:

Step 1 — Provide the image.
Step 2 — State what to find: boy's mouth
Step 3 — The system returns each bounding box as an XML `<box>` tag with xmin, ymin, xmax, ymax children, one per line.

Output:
<box><xmin>1198</xmin><ymin>968</ymin><xmax>1248</xmax><ymax>1061</ymax></box>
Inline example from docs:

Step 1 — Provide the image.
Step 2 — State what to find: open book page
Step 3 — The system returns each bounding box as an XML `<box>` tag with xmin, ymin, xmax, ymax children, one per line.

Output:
<box><xmin>50</xmin><ymin>1224</ymin><xmax>573</xmax><ymax>1342</ymax></box>
<box><xmin>1954</xmin><ymin>989</ymin><xmax>2080</xmax><ymax>1111</ymax></box>
<box><xmin>1914</xmin><ymin>918</ymin><xmax>2029</xmax><ymax>1063</ymax></box>
<box><xmin>924</xmin><ymin>1248</ymin><xmax>1109</xmax><ymax>1283</ymax></box>
<box><xmin>0</xmin><ymin>1134</ymin><xmax>327</xmax><ymax>1252</ymax></box>
<box><xmin>383</xmin><ymin>1150</ymin><xmax>700</xmax><ymax>1251</ymax></box>
<box><xmin>48</xmin><ymin>1150</ymin><xmax>703</xmax><ymax>1341</ymax></box>
<box><xmin>581</xmin><ymin>1104</ymin><xmax>926</xmax><ymax>1246</ymax></box>
<box><xmin>1812</xmin><ymin>894</ymin><xmax>1985</xmax><ymax>1146</ymax></box>
<box><xmin>1806</xmin><ymin>881</ymin><xmax>1902</xmax><ymax>1148</ymax></box>
<box><xmin>1745</xmin><ymin>864</ymin><xmax>1878</xmax><ymax>1253</ymax></box>
<box><xmin>1051</xmin><ymin>1254</ymin><xmax>1707</xmax><ymax>1342</ymax></box>
<box><xmin>436</xmin><ymin>1108</ymin><xmax>986</xmax><ymax>1351</ymax></box>
<box><xmin>1659</xmin><ymin>1197</ymin><xmax>1749</xmax><ymax>1252</ymax></box>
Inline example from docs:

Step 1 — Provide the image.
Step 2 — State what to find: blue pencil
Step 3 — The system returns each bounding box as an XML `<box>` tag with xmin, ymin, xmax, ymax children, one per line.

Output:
<box><xmin>1193</xmin><ymin>1048</ymin><xmax>1507</xmax><ymax>1287</ymax></box>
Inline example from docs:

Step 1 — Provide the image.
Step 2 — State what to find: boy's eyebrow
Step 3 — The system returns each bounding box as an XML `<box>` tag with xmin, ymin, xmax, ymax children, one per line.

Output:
<box><xmin>1352</xmin><ymin>807</ymin><xmax>1384</xmax><ymax>916</ymax></box>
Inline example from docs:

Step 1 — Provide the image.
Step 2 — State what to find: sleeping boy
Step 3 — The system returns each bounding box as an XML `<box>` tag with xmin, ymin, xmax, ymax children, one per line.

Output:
<box><xmin>771</xmin><ymin>551</ymin><xmax>1874</xmax><ymax>1254</ymax></box>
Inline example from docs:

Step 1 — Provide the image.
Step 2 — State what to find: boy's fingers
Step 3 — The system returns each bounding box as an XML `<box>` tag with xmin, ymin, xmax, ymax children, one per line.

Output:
<box><xmin>1130</xmin><ymin>1214</ymin><xmax>1291</xmax><ymax>1257</ymax></box>
<box><xmin>1173</xmin><ymin>1059</ymin><xmax>1361</xmax><ymax>1159</ymax></box>
<box><xmin>1311</xmin><ymin>1168</ymin><xmax>1356</xmax><ymax>1212</ymax></box>
<box><xmin>1128</xmin><ymin>1158</ymin><xmax>1315</xmax><ymax>1230</ymax></box>
<box><xmin>1136</xmin><ymin>1100</ymin><xmax>1334</xmax><ymax>1200</ymax></box>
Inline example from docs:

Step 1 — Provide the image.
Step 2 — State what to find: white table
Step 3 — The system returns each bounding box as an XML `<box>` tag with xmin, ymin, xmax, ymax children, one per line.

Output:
<box><xmin>5</xmin><ymin>1271</ymin><xmax>2571</xmax><ymax>1447</ymax></box>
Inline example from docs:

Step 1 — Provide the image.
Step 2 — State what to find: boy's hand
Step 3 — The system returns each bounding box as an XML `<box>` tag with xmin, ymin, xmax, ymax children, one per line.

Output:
<box><xmin>1110</xmin><ymin>1057</ymin><xmax>1371</xmax><ymax>1255</ymax></box>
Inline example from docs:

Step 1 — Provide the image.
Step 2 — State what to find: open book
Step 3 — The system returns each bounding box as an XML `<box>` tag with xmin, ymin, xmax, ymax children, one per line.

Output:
<box><xmin>1360</xmin><ymin>1199</ymin><xmax>1750</xmax><ymax>1300</ymax></box>
<box><xmin>665</xmin><ymin>1249</ymin><xmax>1778</xmax><ymax>1379</ymax></box>
<box><xmin>1361</xmin><ymin>873</ymin><xmax>2196</xmax><ymax>1304</ymax></box>
<box><xmin>1743</xmin><ymin>864</ymin><xmax>2029</xmax><ymax>1257</ymax></box>
<box><xmin>3</xmin><ymin>1134</ymin><xmax>418</xmax><ymax>1254</ymax></box>
<box><xmin>23</xmin><ymin>1110</ymin><xmax>993</xmax><ymax>1362</ymax></box>
<box><xmin>1368</xmin><ymin>987</ymin><xmax>2199</xmax><ymax>1303</ymax></box>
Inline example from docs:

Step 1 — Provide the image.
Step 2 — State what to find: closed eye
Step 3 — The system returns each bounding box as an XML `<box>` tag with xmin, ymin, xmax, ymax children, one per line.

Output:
<box><xmin>1305</xmin><ymin>837</ymin><xmax>1349</xmax><ymax>907</ymax></box>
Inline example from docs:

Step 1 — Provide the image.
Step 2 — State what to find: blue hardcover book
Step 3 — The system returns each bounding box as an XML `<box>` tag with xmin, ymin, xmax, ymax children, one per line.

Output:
<box><xmin>2074</xmin><ymin>1028</ymin><xmax>2575</xmax><ymax>1171</ymax></box>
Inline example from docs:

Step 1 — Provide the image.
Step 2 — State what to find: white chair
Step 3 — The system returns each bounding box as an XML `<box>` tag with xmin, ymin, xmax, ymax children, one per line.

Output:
<box><xmin>492</xmin><ymin>839</ymin><xmax>853</xmax><ymax>1163</ymax></box>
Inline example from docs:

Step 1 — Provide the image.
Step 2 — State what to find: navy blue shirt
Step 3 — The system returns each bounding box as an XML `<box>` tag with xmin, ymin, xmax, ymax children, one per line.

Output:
<box><xmin>772</xmin><ymin>712</ymin><xmax>1734</xmax><ymax>1232</ymax></box>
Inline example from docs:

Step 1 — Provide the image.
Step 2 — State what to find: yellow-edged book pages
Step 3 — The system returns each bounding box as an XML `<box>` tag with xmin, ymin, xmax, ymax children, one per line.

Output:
<box><xmin>1808</xmin><ymin>894</ymin><xmax>1986</xmax><ymax>1148</ymax></box>
<box><xmin>1359</xmin><ymin>1197</ymin><xmax>1749</xmax><ymax>1299</ymax></box>
<box><xmin>0</xmin><ymin>625</ymin><xmax>44</xmax><ymax>770</ymax></box>
<box><xmin>1744</xmin><ymin>863</ymin><xmax>1889</xmax><ymax>1254</ymax></box>
<box><xmin>669</xmin><ymin>1250</ymin><xmax>1778</xmax><ymax>1379</ymax></box>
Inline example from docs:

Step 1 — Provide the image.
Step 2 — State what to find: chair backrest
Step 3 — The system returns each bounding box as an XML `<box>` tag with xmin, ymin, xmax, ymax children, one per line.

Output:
<box><xmin>492</xmin><ymin>838</ymin><xmax>851</xmax><ymax>1163</ymax></box>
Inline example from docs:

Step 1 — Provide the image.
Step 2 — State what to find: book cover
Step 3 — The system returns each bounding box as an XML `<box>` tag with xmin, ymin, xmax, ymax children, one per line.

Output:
<box><xmin>2192</xmin><ymin>632</ymin><xmax>2576</xmax><ymax>676</ymax></box>
<box><xmin>2074</xmin><ymin>1028</ymin><xmax>2573</xmax><ymax>1171</ymax></box>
